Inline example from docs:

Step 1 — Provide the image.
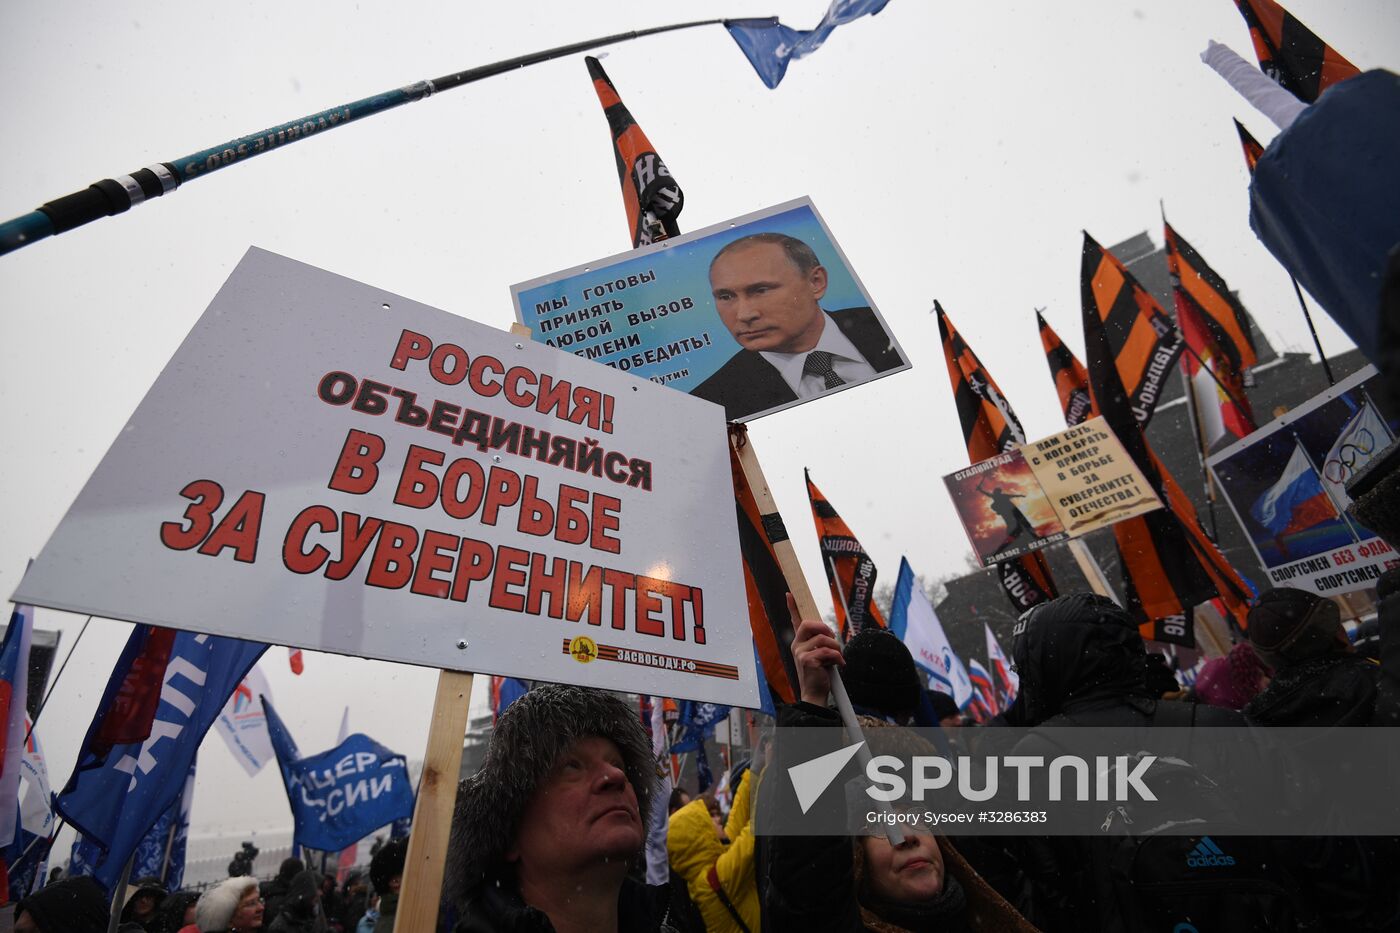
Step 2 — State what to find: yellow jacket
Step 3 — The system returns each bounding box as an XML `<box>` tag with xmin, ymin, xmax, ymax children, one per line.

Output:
<box><xmin>666</xmin><ymin>768</ymin><xmax>760</xmax><ymax>933</ymax></box>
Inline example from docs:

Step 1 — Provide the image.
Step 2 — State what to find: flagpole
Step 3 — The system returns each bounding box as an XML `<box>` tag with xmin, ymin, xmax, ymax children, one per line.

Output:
<box><xmin>24</xmin><ymin>614</ymin><xmax>92</xmax><ymax>745</ymax></box>
<box><xmin>1289</xmin><ymin>277</ymin><xmax>1336</xmax><ymax>387</ymax></box>
<box><xmin>825</xmin><ymin>555</ymin><xmax>852</xmax><ymax>647</ymax></box>
<box><xmin>0</xmin><ymin>17</ymin><xmax>766</xmax><ymax>257</ymax></box>
<box><xmin>1066</xmin><ymin>539</ymin><xmax>1117</xmax><ymax>602</ymax></box>
<box><xmin>158</xmin><ymin>818</ymin><xmax>179</xmax><ymax>886</ymax></box>
<box><xmin>1178</xmin><ymin>361</ymin><xmax>1221</xmax><ymax>540</ymax></box>
<box><xmin>108</xmin><ymin>855</ymin><xmax>135</xmax><ymax>933</ymax></box>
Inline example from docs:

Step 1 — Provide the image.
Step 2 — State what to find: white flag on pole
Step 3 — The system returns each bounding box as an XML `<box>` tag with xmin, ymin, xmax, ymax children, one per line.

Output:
<box><xmin>890</xmin><ymin>558</ymin><xmax>973</xmax><ymax>709</ymax></box>
<box><xmin>213</xmin><ymin>664</ymin><xmax>274</xmax><ymax>776</ymax></box>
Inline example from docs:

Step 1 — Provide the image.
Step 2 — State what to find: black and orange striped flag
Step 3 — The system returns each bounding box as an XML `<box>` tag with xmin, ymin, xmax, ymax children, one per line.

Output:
<box><xmin>1232</xmin><ymin>0</ymin><xmax>1360</xmax><ymax>104</ymax></box>
<box><xmin>937</xmin><ymin>303</ymin><xmax>1058</xmax><ymax>614</ymax></box>
<box><xmin>729</xmin><ymin>435</ymin><xmax>800</xmax><ymax>705</ymax></box>
<box><xmin>1177</xmin><ymin>298</ymin><xmax>1258</xmax><ymax>441</ymax></box>
<box><xmin>1164</xmin><ymin>220</ymin><xmax>1258</xmax><ymax>439</ymax></box>
<box><xmin>936</xmin><ymin>302</ymin><xmax>1027</xmax><ymax>462</ymax></box>
<box><xmin>1081</xmin><ymin>233</ymin><xmax>1183</xmax><ymax>428</ymax></box>
<box><xmin>586</xmin><ymin>56</ymin><xmax>684</xmax><ymax>248</ymax></box>
<box><xmin>805</xmin><ymin>470</ymin><xmax>886</xmax><ymax>638</ymax></box>
<box><xmin>1036</xmin><ymin>310</ymin><xmax>1093</xmax><ymax>428</ymax></box>
<box><xmin>1163</xmin><ymin>221</ymin><xmax>1258</xmax><ymax>374</ymax></box>
<box><xmin>1233</xmin><ymin>118</ymin><xmax>1266</xmax><ymax>174</ymax></box>
<box><xmin>1081</xmin><ymin>252</ymin><xmax>1254</xmax><ymax>643</ymax></box>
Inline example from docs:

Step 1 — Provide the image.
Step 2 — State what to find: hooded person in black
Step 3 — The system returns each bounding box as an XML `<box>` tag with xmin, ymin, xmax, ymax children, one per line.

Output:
<box><xmin>1000</xmin><ymin>593</ymin><xmax>1265</xmax><ymax>932</ymax></box>
<box><xmin>1010</xmin><ymin>593</ymin><xmax>1237</xmax><ymax>729</ymax></box>
<box><xmin>13</xmin><ymin>876</ymin><xmax>109</xmax><ymax>933</ymax></box>
<box><xmin>267</xmin><ymin>868</ymin><xmax>328</xmax><ymax>933</ymax></box>
<box><xmin>263</xmin><ymin>857</ymin><xmax>305</xmax><ymax>924</ymax></box>
<box><xmin>1242</xmin><ymin>581</ymin><xmax>1400</xmax><ymax>931</ymax></box>
<box><xmin>1244</xmin><ymin>583</ymin><xmax>1400</xmax><ymax>727</ymax></box>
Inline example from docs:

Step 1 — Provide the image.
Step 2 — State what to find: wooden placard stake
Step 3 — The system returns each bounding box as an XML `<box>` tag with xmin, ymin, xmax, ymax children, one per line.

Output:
<box><xmin>1067</xmin><ymin>538</ymin><xmax>1117</xmax><ymax>602</ymax></box>
<box><xmin>728</xmin><ymin>424</ymin><xmax>904</xmax><ymax>844</ymax></box>
<box><xmin>397</xmin><ymin>669</ymin><xmax>475</xmax><ymax>930</ymax></box>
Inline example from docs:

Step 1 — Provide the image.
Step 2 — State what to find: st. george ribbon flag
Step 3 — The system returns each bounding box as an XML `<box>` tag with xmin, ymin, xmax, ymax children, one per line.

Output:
<box><xmin>726</xmin><ymin>0</ymin><xmax>894</xmax><ymax>88</ymax></box>
<box><xmin>56</xmin><ymin>629</ymin><xmax>265</xmax><ymax>892</ymax></box>
<box><xmin>262</xmin><ymin>696</ymin><xmax>415</xmax><ymax>853</ymax></box>
<box><xmin>1231</xmin><ymin>0</ymin><xmax>1360</xmax><ymax>103</ymax></box>
<box><xmin>585</xmin><ymin>56</ymin><xmax>684</xmax><ymax>248</ymax></box>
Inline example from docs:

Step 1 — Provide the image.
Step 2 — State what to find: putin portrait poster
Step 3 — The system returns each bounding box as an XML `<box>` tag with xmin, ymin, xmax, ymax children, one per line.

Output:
<box><xmin>512</xmin><ymin>198</ymin><xmax>910</xmax><ymax>422</ymax></box>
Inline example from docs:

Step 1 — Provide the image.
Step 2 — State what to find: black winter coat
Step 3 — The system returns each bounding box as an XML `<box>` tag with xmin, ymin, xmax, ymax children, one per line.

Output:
<box><xmin>453</xmin><ymin>877</ymin><xmax>700</xmax><ymax>933</ymax></box>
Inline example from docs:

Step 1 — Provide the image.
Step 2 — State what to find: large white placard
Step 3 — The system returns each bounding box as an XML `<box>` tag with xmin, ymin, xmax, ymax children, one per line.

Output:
<box><xmin>15</xmin><ymin>248</ymin><xmax>757</xmax><ymax>706</ymax></box>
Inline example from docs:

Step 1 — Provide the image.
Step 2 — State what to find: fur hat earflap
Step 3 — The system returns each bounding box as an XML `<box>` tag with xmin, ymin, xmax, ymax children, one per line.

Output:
<box><xmin>443</xmin><ymin>683</ymin><xmax>658</xmax><ymax>906</ymax></box>
<box><xmin>196</xmin><ymin>876</ymin><xmax>258</xmax><ymax>932</ymax></box>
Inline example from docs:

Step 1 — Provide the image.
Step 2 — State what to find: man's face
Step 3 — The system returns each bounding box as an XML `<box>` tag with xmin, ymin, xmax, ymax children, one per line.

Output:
<box><xmin>508</xmin><ymin>736</ymin><xmax>643</xmax><ymax>875</ymax></box>
<box><xmin>710</xmin><ymin>242</ymin><xmax>828</xmax><ymax>354</ymax></box>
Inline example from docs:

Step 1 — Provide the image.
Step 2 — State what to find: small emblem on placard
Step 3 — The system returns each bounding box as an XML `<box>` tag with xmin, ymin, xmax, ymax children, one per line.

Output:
<box><xmin>568</xmin><ymin>635</ymin><xmax>598</xmax><ymax>664</ymax></box>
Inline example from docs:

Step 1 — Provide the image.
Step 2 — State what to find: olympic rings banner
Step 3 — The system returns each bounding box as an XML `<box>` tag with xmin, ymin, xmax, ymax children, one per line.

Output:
<box><xmin>1208</xmin><ymin>365</ymin><xmax>1399</xmax><ymax>597</ymax></box>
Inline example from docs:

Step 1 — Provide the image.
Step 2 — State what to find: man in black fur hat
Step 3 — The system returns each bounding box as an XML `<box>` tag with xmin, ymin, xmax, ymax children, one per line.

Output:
<box><xmin>444</xmin><ymin>683</ymin><xmax>699</xmax><ymax>933</ymax></box>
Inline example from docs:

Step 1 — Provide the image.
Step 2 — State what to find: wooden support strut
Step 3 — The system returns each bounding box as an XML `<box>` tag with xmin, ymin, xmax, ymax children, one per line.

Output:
<box><xmin>397</xmin><ymin>670</ymin><xmax>475</xmax><ymax>930</ymax></box>
<box><xmin>728</xmin><ymin>424</ymin><xmax>904</xmax><ymax>845</ymax></box>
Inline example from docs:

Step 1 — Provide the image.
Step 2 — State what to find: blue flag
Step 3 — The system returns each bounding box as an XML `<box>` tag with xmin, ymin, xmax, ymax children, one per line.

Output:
<box><xmin>130</xmin><ymin>758</ymin><xmax>195</xmax><ymax>888</ymax></box>
<box><xmin>752</xmin><ymin>643</ymin><xmax>776</xmax><ymax>717</ymax></box>
<box><xmin>56</xmin><ymin>631</ymin><xmax>265</xmax><ymax>892</ymax></box>
<box><xmin>263</xmin><ymin>697</ymin><xmax>415</xmax><ymax>852</ymax></box>
<box><xmin>671</xmin><ymin>701</ymin><xmax>730</xmax><ymax>754</ymax></box>
<box><xmin>726</xmin><ymin>0</ymin><xmax>894</xmax><ymax>89</ymax></box>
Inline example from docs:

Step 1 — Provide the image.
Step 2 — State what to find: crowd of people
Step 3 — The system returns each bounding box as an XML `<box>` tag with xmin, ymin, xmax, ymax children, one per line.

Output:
<box><xmin>12</xmin><ymin>837</ymin><xmax>408</xmax><ymax>933</ymax></box>
<box><xmin>11</xmin><ymin>570</ymin><xmax>1397</xmax><ymax>932</ymax></box>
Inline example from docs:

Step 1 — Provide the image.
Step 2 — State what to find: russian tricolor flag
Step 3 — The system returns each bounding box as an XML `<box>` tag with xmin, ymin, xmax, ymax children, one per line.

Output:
<box><xmin>1251</xmin><ymin>442</ymin><xmax>1338</xmax><ymax>537</ymax></box>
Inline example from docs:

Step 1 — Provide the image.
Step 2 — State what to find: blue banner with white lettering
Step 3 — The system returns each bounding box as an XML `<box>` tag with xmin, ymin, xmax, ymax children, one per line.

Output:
<box><xmin>264</xmin><ymin>697</ymin><xmax>414</xmax><ymax>852</ymax></box>
<box><xmin>56</xmin><ymin>631</ymin><xmax>265</xmax><ymax>892</ymax></box>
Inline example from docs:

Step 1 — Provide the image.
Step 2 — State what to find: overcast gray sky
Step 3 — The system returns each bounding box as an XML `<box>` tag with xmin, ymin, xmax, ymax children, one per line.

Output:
<box><xmin>2</xmin><ymin>0</ymin><xmax>1395</xmax><ymax>847</ymax></box>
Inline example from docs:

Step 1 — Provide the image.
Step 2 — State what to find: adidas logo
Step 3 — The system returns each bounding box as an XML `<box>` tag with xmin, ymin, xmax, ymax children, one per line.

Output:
<box><xmin>1186</xmin><ymin>836</ymin><xmax>1236</xmax><ymax>868</ymax></box>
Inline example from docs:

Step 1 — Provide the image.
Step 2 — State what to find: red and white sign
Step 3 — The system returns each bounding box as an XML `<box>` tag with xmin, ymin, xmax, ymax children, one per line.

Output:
<box><xmin>15</xmin><ymin>249</ymin><xmax>756</xmax><ymax>706</ymax></box>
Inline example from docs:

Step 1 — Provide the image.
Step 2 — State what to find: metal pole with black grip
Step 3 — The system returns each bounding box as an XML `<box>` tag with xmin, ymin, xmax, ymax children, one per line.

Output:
<box><xmin>0</xmin><ymin>18</ymin><xmax>773</xmax><ymax>257</ymax></box>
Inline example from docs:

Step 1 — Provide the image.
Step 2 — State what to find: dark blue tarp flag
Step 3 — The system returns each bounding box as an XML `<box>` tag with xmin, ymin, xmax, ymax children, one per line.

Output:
<box><xmin>262</xmin><ymin>697</ymin><xmax>415</xmax><ymax>853</ymax></box>
<box><xmin>726</xmin><ymin>0</ymin><xmax>894</xmax><ymax>88</ymax></box>
<box><xmin>130</xmin><ymin>758</ymin><xmax>195</xmax><ymax>888</ymax></box>
<box><xmin>58</xmin><ymin>631</ymin><xmax>266</xmax><ymax>892</ymax></box>
<box><xmin>671</xmin><ymin>701</ymin><xmax>730</xmax><ymax>754</ymax></box>
<box><xmin>1249</xmin><ymin>69</ymin><xmax>1400</xmax><ymax>365</ymax></box>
